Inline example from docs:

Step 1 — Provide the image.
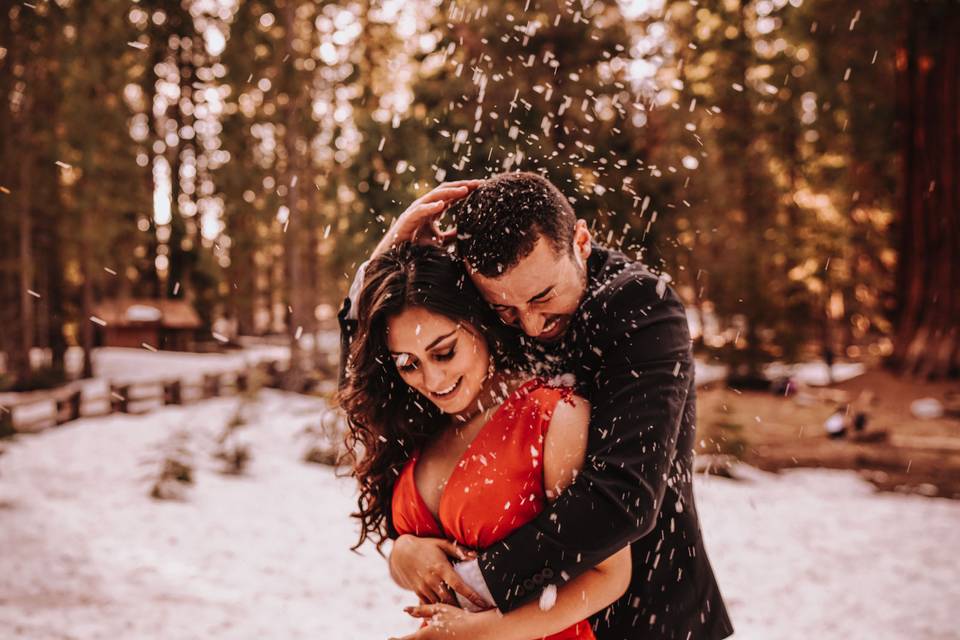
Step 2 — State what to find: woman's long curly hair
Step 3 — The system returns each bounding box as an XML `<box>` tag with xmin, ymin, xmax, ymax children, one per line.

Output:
<box><xmin>339</xmin><ymin>243</ymin><xmax>523</xmax><ymax>552</ymax></box>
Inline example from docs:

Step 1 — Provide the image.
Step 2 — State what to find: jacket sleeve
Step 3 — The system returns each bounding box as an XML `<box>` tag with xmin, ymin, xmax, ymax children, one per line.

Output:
<box><xmin>478</xmin><ymin>274</ymin><xmax>694</xmax><ymax>611</ymax></box>
<box><xmin>337</xmin><ymin>260</ymin><xmax>369</xmax><ymax>389</ymax></box>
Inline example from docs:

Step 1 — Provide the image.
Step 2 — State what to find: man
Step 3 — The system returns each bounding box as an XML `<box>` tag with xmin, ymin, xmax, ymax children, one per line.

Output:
<box><xmin>340</xmin><ymin>173</ymin><xmax>733</xmax><ymax>639</ymax></box>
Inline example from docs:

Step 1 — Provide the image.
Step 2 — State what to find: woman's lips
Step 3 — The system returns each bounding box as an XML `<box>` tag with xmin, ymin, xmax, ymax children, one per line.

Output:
<box><xmin>431</xmin><ymin>376</ymin><xmax>462</xmax><ymax>400</ymax></box>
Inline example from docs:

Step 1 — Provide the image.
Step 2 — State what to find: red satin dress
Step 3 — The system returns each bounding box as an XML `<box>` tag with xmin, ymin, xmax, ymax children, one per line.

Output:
<box><xmin>391</xmin><ymin>379</ymin><xmax>595</xmax><ymax>640</ymax></box>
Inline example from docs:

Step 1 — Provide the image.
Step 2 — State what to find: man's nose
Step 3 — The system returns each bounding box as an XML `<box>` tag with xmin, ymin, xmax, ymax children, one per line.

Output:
<box><xmin>518</xmin><ymin>310</ymin><xmax>546</xmax><ymax>337</ymax></box>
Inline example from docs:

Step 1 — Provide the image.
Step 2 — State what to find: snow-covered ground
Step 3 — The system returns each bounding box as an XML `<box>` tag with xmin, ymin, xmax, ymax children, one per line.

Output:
<box><xmin>696</xmin><ymin>467</ymin><xmax>957</xmax><ymax>639</ymax></box>
<box><xmin>1</xmin><ymin>391</ymin><xmax>957</xmax><ymax>639</ymax></box>
<box><xmin>89</xmin><ymin>346</ymin><xmax>291</xmax><ymax>384</ymax></box>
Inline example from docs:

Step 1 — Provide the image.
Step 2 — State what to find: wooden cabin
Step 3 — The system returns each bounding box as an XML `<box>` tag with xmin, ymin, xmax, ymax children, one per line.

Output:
<box><xmin>92</xmin><ymin>299</ymin><xmax>202</xmax><ymax>351</ymax></box>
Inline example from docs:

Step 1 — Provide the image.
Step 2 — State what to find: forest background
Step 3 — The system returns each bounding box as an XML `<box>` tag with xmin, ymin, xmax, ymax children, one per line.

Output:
<box><xmin>1</xmin><ymin>0</ymin><xmax>957</xmax><ymax>391</ymax></box>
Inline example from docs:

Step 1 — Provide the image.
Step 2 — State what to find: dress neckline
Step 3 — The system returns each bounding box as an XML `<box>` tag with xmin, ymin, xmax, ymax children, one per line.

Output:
<box><xmin>409</xmin><ymin>379</ymin><xmax>541</xmax><ymax>532</ymax></box>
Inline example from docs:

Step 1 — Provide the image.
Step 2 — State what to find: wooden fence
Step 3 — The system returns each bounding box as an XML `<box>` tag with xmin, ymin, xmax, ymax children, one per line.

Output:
<box><xmin>0</xmin><ymin>360</ymin><xmax>285</xmax><ymax>435</ymax></box>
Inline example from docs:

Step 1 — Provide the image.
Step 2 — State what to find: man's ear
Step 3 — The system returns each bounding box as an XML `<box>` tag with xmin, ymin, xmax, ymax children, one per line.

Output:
<box><xmin>573</xmin><ymin>219</ymin><xmax>591</xmax><ymax>266</ymax></box>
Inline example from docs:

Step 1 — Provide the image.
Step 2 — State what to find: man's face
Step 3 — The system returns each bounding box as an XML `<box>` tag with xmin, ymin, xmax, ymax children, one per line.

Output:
<box><xmin>469</xmin><ymin>220</ymin><xmax>592</xmax><ymax>342</ymax></box>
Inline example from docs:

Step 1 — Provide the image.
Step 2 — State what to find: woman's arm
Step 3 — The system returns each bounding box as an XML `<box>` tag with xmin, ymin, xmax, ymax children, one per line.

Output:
<box><xmin>488</xmin><ymin>395</ymin><xmax>630</xmax><ymax>638</ymax></box>
<box><xmin>400</xmin><ymin>395</ymin><xmax>631</xmax><ymax>640</ymax></box>
<box><xmin>403</xmin><ymin>549</ymin><xmax>630</xmax><ymax>640</ymax></box>
<box><xmin>462</xmin><ymin>546</ymin><xmax>630</xmax><ymax>640</ymax></box>
<box><xmin>398</xmin><ymin>546</ymin><xmax>629</xmax><ymax>640</ymax></box>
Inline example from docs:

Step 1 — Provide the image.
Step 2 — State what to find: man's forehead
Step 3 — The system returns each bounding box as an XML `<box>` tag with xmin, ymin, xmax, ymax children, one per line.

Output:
<box><xmin>465</xmin><ymin>235</ymin><xmax>566</xmax><ymax>302</ymax></box>
<box><xmin>472</xmin><ymin>269</ymin><xmax>552</xmax><ymax>304</ymax></box>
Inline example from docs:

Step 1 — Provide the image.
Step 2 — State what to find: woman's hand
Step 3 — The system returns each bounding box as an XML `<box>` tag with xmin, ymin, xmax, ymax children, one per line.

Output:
<box><xmin>372</xmin><ymin>180</ymin><xmax>484</xmax><ymax>258</ymax></box>
<box><xmin>388</xmin><ymin>604</ymin><xmax>502</xmax><ymax>640</ymax></box>
<box><xmin>389</xmin><ymin>535</ymin><xmax>487</xmax><ymax>608</ymax></box>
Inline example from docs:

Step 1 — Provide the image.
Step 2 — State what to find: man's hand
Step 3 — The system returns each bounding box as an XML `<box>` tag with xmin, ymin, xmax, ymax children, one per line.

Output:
<box><xmin>389</xmin><ymin>535</ymin><xmax>487</xmax><ymax>608</ymax></box>
<box><xmin>372</xmin><ymin>180</ymin><xmax>484</xmax><ymax>259</ymax></box>
<box><xmin>388</xmin><ymin>604</ymin><xmax>501</xmax><ymax>640</ymax></box>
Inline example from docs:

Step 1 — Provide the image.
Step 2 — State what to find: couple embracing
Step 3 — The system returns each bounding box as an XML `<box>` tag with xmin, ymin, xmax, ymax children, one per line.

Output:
<box><xmin>338</xmin><ymin>173</ymin><xmax>733</xmax><ymax>639</ymax></box>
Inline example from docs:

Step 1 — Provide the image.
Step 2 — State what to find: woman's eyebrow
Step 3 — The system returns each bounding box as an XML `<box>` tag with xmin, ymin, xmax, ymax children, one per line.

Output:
<box><xmin>424</xmin><ymin>328</ymin><xmax>458</xmax><ymax>350</ymax></box>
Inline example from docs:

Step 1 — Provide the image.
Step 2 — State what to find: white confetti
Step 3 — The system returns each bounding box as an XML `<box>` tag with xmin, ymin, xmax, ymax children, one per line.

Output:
<box><xmin>538</xmin><ymin>584</ymin><xmax>558</xmax><ymax>611</ymax></box>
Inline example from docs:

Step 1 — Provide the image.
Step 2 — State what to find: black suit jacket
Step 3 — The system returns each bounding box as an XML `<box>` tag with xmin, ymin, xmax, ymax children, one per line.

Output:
<box><xmin>339</xmin><ymin>245</ymin><xmax>733</xmax><ymax>640</ymax></box>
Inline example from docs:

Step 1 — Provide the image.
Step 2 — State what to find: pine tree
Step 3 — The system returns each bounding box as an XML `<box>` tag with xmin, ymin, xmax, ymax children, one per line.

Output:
<box><xmin>892</xmin><ymin>0</ymin><xmax>960</xmax><ymax>378</ymax></box>
<box><xmin>58</xmin><ymin>2</ymin><xmax>152</xmax><ymax>375</ymax></box>
<box><xmin>353</xmin><ymin>0</ymin><xmax>654</xmax><ymax>257</ymax></box>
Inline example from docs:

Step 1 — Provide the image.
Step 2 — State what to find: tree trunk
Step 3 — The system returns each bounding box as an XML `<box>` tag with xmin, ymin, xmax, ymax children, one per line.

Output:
<box><xmin>166</xmin><ymin>93</ymin><xmax>183</xmax><ymax>303</ymax></box>
<box><xmin>281</xmin><ymin>0</ymin><xmax>307</xmax><ymax>391</ymax></box>
<box><xmin>727</xmin><ymin>0</ymin><xmax>770</xmax><ymax>379</ymax></box>
<box><xmin>229</xmin><ymin>208</ymin><xmax>259</xmax><ymax>336</ymax></box>
<box><xmin>142</xmin><ymin>29</ymin><xmax>164</xmax><ymax>301</ymax></box>
<box><xmin>8</xmin><ymin>37</ymin><xmax>35</xmax><ymax>386</ymax></box>
<box><xmin>891</xmin><ymin>0</ymin><xmax>960</xmax><ymax>378</ymax></box>
<box><xmin>46</xmin><ymin>203</ymin><xmax>68</xmax><ymax>372</ymax></box>
<box><xmin>0</xmin><ymin>13</ymin><xmax>15</xmax><ymax>384</ymax></box>
<box><xmin>305</xmin><ymin>178</ymin><xmax>321</xmax><ymax>364</ymax></box>
<box><xmin>79</xmin><ymin>203</ymin><xmax>95</xmax><ymax>379</ymax></box>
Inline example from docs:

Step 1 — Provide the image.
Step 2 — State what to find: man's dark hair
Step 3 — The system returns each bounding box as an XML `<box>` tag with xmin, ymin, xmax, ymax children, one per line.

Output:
<box><xmin>451</xmin><ymin>172</ymin><xmax>576</xmax><ymax>277</ymax></box>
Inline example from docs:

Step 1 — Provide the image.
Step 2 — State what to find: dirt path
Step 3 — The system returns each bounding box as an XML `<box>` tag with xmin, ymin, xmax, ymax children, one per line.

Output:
<box><xmin>696</xmin><ymin>368</ymin><xmax>960</xmax><ymax>498</ymax></box>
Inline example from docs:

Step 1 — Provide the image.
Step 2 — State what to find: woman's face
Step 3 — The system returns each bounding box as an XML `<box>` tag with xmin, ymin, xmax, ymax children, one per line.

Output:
<box><xmin>386</xmin><ymin>306</ymin><xmax>491</xmax><ymax>416</ymax></box>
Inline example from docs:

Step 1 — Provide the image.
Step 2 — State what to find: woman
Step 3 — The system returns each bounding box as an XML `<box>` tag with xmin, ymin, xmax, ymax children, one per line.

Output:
<box><xmin>340</xmin><ymin>243</ymin><xmax>630</xmax><ymax>640</ymax></box>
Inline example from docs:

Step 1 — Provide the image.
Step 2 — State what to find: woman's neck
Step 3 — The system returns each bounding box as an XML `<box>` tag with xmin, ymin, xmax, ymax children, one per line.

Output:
<box><xmin>450</xmin><ymin>370</ymin><xmax>519</xmax><ymax>426</ymax></box>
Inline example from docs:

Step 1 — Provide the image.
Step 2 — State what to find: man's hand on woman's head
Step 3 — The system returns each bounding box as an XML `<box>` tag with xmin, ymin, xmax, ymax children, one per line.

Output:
<box><xmin>373</xmin><ymin>180</ymin><xmax>484</xmax><ymax>259</ymax></box>
<box><xmin>388</xmin><ymin>534</ymin><xmax>488</xmax><ymax>609</ymax></box>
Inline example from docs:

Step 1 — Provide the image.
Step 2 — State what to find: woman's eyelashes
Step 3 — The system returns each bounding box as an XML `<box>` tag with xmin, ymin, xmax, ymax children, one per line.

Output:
<box><xmin>395</xmin><ymin>341</ymin><xmax>457</xmax><ymax>373</ymax></box>
<box><xmin>434</xmin><ymin>344</ymin><xmax>456</xmax><ymax>361</ymax></box>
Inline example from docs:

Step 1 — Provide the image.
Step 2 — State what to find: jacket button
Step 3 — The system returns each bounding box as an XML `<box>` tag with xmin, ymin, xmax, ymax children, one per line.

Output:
<box><xmin>543</xmin><ymin>567</ymin><xmax>555</xmax><ymax>579</ymax></box>
<box><xmin>523</xmin><ymin>579</ymin><xmax>536</xmax><ymax>592</ymax></box>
